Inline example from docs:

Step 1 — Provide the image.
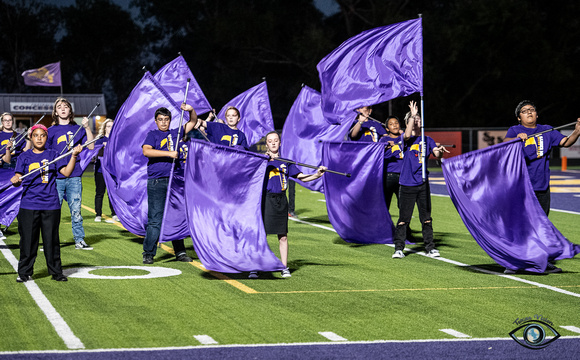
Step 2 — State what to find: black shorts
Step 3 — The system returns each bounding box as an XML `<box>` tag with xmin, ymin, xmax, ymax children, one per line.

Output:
<box><xmin>264</xmin><ymin>192</ymin><xmax>288</xmax><ymax>235</ymax></box>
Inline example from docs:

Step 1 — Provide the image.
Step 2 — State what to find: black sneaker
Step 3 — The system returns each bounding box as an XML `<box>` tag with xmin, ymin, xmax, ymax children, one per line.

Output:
<box><xmin>143</xmin><ymin>254</ymin><xmax>154</xmax><ymax>264</ymax></box>
<box><xmin>546</xmin><ymin>263</ymin><xmax>562</xmax><ymax>274</ymax></box>
<box><xmin>176</xmin><ymin>253</ymin><xmax>193</xmax><ymax>262</ymax></box>
<box><xmin>51</xmin><ymin>274</ymin><xmax>68</xmax><ymax>282</ymax></box>
<box><xmin>16</xmin><ymin>275</ymin><xmax>32</xmax><ymax>283</ymax></box>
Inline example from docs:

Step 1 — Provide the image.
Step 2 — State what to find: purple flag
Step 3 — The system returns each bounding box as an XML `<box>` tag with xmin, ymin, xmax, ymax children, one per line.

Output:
<box><xmin>154</xmin><ymin>55</ymin><xmax>212</xmax><ymax>115</ymax></box>
<box><xmin>217</xmin><ymin>81</ymin><xmax>275</xmax><ymax>146</ymax></box>
<box><xmin>281</xmin><ymin>86</ymin><xmax>354</xmax><ymax>192</ymax></box>
<box><xmin>78</xmin><ymin>144</ymin><xmax>103</xmax><ymax>173</ymax></box>
<box><xmin>322</xmin><ymin>141</ymin><xmax>395</xmax><ymax>244</ymax></box>
<box><xmin>102</xmin><ymin>72</ymin><xmax>188</xmax><ymax>239</ymax></box>
<box><xmin>0</xmin><ymin>168</ymin><xmax>22</xmax><ymax>227</ymax></box>
<box><xmin>317</xmin><ymin>19</ymin><xmax>423</xmax><ymax>124</ymax></box>
<box><xmin>184</xmin><ymin>139</ymin><xmax>285</xmax><ymax>273</ymax></box>
<box><xmin>22</xmin><ymin>61</ymin><xmax>62</xmax><ymax>87</ymax></box>
<box><xmin>442</xmin><ymin>140</ymin><xmax>580</xmax><ymax>273</ymax></box>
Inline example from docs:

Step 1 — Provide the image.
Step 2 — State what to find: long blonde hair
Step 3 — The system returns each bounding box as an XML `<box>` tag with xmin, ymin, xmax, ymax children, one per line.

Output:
<box><xmin>52</xmin><ymin>97</ymin><xmax>75</xmax><ymax>125</ymax></box>
<box><xmin>98</xmin><ymin>118</ymin><xmax>114</xmax><ymax>137</ymax></box>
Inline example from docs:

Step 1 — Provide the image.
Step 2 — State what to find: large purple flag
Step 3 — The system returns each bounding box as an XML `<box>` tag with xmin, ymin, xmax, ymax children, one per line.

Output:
<box><xmin>154</xmin><ymin>55</ymin><xmax>212</xmax><ymax>115</ymax></box>
<box><xmin>22</xmin><ymin>61</ymin><xmax>62</xmax><ymax>87</ymax></box>
<box><xmin>217</xmin><ymin>81</ymin><xmax>275</xmax><ymax>146</ymax></box>
<box><xmin>281</xmin><ymin>86</ymin><xmax>354</xmax><ymax>192</ymax></box>
<box><xmin>442</xmin><ymin>140</ymin><xmax>580</xmax><ymax>273</ymax></box>
<box><xmin>0</xmin><ymin>168</ymin><xmax>21</xmax><ymax>226</ymax></box>
<box><xmin>78</xmin><ymin>144</ymin><xmax>103</xmax><ymax>173</ymax></box>
<box><xmin>317</xmin><ymin>19</ymin><xmax>423</xmax><ymax>124</ymax></box>
<box><xmin>102</xmin><ymin>72</ymin><xmax>188</xmax><ymax>239</ymax></box>
<box><xmin>184</xmin><ymin>139</ymin><xmax>285</xmax><ymax>273</ymax></box>
<box><xmin>322</xmin><ymin>141</ymin><xmax>395</xmax><ymax>244</ymax></box>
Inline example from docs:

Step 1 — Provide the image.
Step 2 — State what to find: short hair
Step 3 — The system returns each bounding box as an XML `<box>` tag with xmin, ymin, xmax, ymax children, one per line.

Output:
<box><xmin>265</xmin><ymin>131</ymin><xmax>280</xmax><ymax>140</ymax></box>
<box><xmin>52</xmin><ymin>98</ymin><xmax>75</xmax><ymax>125</ymax></box>
<box><xmin>385</xmin><ymin>115</ymin><xmax>400</xmax><ymax>126</ymax></box>
<box><xmin>154</xmin><ymin>107</ymin><xmax>172</xmax><ymax>120</ymax></box>
<box><xmin>515</xmin><ymin>100</ymin><xmax>535</xmax><ymax>118</ymax></box>
<box><xmin>224</xmin><ymin>106</ymin><xmax>241</xmax><ymax>118</ymax></box>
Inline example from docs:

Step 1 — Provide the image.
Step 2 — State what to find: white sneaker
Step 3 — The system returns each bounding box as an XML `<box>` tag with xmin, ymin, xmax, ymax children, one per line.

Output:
<box><xmin>75</xmin><ymin>240</ymin><xmax>93</xmax><ymax>250</ymax></box>
<box><xmin>112</xmin><ymin>215</ymin><xmax>119</xmax><ymax>222</ymax></box>
<box><xmin>281</xmin><ymin>268</ymin><xmax>291</xmax><ymax>278</ymax></box>
<box><xmin>392</xmin><ymin>250</ymin><xmax>405</xmax><ymax>259</ymax></box>
<box><xmin>0</xmin><ymin>229</ymin><xmax>5</xmax><ymax>241</ymax></box>
<box><xmin>427</xmin><ymin>249</ymin><xmax>440</xmax><ymax>258</ymax></box>
<box><xmin>248</xmin><ymin>271</ymin><xmax>259</xmax><ymax>279</ymax></box>
<box><xmin>104</xmin><ymin>218</ymin><xmax>114</xmax><ymax>223</ymax></box>
<box><xmin>94</xmin><ymin>216</ymin><xmax>101</xmax><ymax>222</ymax></box>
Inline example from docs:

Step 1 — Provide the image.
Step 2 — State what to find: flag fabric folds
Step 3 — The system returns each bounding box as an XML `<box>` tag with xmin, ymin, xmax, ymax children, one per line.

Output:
<box><xmin>317</xmin><ymin>18</ymin><xmax>423</xmax><ymax>124</ymax></box>
<box><xmin>184</xmin><ymin>139</ymin><xmax>285</xmax><ymax>273</ymax></box>
<box><xmin>102</xmin><ymin>72</ymin><xmax>187</xmax><ymax>239</ymax></box>
<box><xmin>78</xmin><ymin>144</ymin><xmax>103</xmax><ymax>174</ymax></box>
<box><xmin>0</xmin><ymin>169</ymin><xmax>21</xmax><ymax>227</ymax></box>
<box><xmin>281</xmin><ymin>86</ymin><xmax>353</xmax><ymax>192</ymax></box>
<box><xmin>322</xmin><ymin>141</ymin><xmax>395</xmax><ymax>244</ymax></box>
<box><xmin>217</xmin><ymin>81</ymin><xmax>275</xmax><ymax>146</ymax></box>
<box><xmin>22</xmin><ymin>61</ymin><xmax>62</xmax><ymax>87</ymax></box>
<box><xmin>442</xmin><ymin>140</ymin><xmax>580</xmax><ymax>273</ymax></box>
<box><xmin>154</xmin><ymin>55</ymin><xmax>212</xmax><ymax>115</ymax></box>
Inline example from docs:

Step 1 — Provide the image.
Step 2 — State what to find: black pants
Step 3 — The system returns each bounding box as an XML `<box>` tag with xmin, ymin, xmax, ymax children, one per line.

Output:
<box><xmin>394</xmin><ymin>182</ymin><xmax>434</xmax><ymax>252</ymax></box>
<box><xmin>383</xmin><ymin>172</ymin><xmax>400</xmax><ymax>210</ymax></box>
<box><xmin>17</xmin><ymin>208</ymin><xmax>63</xmax><ymax>277</ymax></box>
<box><xmin>535</xmin><ymin>188</ymin><xmax>550</xmax><ymax>216</ymax></box>
<box><xmin>94</xmin><ymin>171</ymin><xmax>115</xmax><ymax>217</ymax></box>
<box><xmin>288</xmin><ymin>180</ymin><xmax>295</xmax><ymax>213</ymax></box>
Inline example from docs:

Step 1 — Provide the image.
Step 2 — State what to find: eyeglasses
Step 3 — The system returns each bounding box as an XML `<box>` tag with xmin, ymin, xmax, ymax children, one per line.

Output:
<box><xmin>2</xmin><ymin>119</ymin><xmax>12</xmax><ymax>122</ymax></box>
<box><xmin>519</xmin><ymin>108</ymin><xmax>536</xmax><ymax>114</ymax></box>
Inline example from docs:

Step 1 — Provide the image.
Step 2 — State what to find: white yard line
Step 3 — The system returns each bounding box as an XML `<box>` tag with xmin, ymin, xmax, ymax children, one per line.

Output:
<box><xmin>0</xmin><ymin>239</ymin><xmax>84</xmax><ymax>349</ymax></box>
<box><xmin>439</xmin><ymin>329</ymin><xmax>471</xmax><ymax>338</ymax></box>
<box><xmin>561</xmin><ymin>326</ymin><xmax>580</xmax><ymax>334</ymax></box>
<box><xmin>318</xmin><ymin>332</ymin><xmax>348</xmax><ymax>341</ymax></box>
<box><xmin>194</xmin><ymin>335</ymin><xmax>219</xmax><ymax>345</ymax></box>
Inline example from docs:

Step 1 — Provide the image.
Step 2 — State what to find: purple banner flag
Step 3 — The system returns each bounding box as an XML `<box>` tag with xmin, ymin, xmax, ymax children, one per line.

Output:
<box><xmin>78</xmin><ymin>144</ymin><xmax>103</xmax><ymax>174</ymax></box>
<box><xmin>322</xmin><ymin>141</ymin><xmax>395</xmax><ymax>244</ymax></box>
<box><xmin>154</xmin><ymin>55</ymin><xmax>212</xmax><ymax>115</ymax></box>
<box><xmin>184</xmin><ymin>139</ymin><xmax>285</xmax><ymax>273</ymax></box>
<box><xmin>22</xmin><ymin>61</ymin><xmax>62</xmax><ymax>87</ymax></box>
<box><xmin>317</xmin><ymin>19</ymin><xmax>423</xmax><ymax>124</ymax></box>
<box><xmin>102</xmin><ymin>72</ymin><xmax>188</xmax><ymax>239</ymax></box>
<box><xmin>217</xmin><ymin>81</ymin><xmax>275</xmax><ymax>146</ymax></box>
<box><xmin>0</xmin><ymin>168</ymin><xmax>22</xmax><ymax>227</ymax></box>
<box><xmin>281</xmin><ymin>86</ymin><xmax>353</xmax><ymax>192</ymax></box>
<box><xmin>442</xmin><ymin>140</ymin><xmax>580</xmax><ymax>273</ymax></box>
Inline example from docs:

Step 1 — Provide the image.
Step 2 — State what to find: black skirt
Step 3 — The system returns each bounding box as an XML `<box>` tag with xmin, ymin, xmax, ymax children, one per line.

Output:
<box><xmin>264</xmin><ymin>192</ymin><xmax>288</xmax><ymax>235</ymax></box>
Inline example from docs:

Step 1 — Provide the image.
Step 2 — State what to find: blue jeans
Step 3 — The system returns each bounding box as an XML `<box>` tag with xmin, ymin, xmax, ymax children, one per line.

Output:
<box><xmin>56</xmin><ymin>177</ymin><xmax>85</xmax><ymax>243</ymax></box>
<box><xmin>143</xmin><ymin>177</ymin><xmax>186</xmax><ymax>256</ymax></box>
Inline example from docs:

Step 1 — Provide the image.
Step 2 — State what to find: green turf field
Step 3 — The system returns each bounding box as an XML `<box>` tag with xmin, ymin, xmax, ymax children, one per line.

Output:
<box><xmin>1</xmin><ymin>174</ymin><xmax>579</xmax><ymax>352</ymax></box>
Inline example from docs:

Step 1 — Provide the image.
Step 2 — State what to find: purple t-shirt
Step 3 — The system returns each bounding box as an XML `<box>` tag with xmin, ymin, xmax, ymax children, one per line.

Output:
<box><xmin>381</xmin><ymin>134</ymin><xmax>404</xmax><ymax>173</ymax></box>
<box><xmin>143</xmin><ymin>128</ymin><xmax>181</xmax><ymax>179</ymax></box>
<box><xmin>506</xmin><ymin>124</ymin><xmax>565</xmax><ymax>191</ymax></box>
<box><xmin>205</xmin><ymin>122</ymin><xmax>249</xmax><ymax>149</ymax></box>
<box><xmin>47</xmin><ymin>123</ymin><xmax>87</xmax><ymax>179</ymax></box>
<box><xmin>1</xmin><ymin>131</ymin><xmax>26</xmax><ymax>158</ymax></box>
<box><xmin>399</xmin><ymin>136</ymin><xmax>437</xmax><ymax>187</ymax></box>
<box><xmin>349</xmin><ymin>120</ymin><xmax>387</xmax><ymax>142</ymax></box>
<box><xmin>15</xmin><ymin>149</ymin><xmax>68</xmax><ymax>210</ymax></box>
<box><xmin>265</xmin><ymin>160</ymin><xmax>301</xmax><ymax>194</ymax></box>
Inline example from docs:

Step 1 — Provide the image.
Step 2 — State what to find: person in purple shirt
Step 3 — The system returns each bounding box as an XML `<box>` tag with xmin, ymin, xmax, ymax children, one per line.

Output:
<box><xmin>46</xmin><ymin>98</ymin><xmax>95</xmax><ymax>250</ymax></box>
<box><xmin>141</xmin><ymin>104</ymin><xmax>198</xmax><ymax>265</ymax></box>
<box><xmin>1</xmin><ymin>112</ymin><xmax>30</xmax><ymax>169</ymax></box>
<box><xmin>380</xmin><ymin>116</ymin><xmax>405</xmax><ymax>209</ymax></box>
<box><xmin>194</xmin><ymin>106</ymin><xmax>249</xmax><ymax>149</ymax></box>
<box><xmin>348</xmin><ymin>106</ymin><xmax>387</xmax><ymax>142</ymax></box>
<box><xmin>93</xmin><ymin>118</ymin><xmax>117</xmax><ymax>223</ymax></box>
<box><xmin>392</xmin><ymin>101</ymin><xmax>448</xmax><ymax>260</ymax></box>
<box><xmin>248</xmin><ymin>131</ymin><xmax>326</xmax><ymax>279</ymax></box>
<box><xmin>6</xmin><ymin>124</ymin><xmax>82</xmax><ymax>283</ymax></box>
<box><xmin>505</xmin><ymin>100</ymin><xmax>580</xmax><ymax>216</ymax></box>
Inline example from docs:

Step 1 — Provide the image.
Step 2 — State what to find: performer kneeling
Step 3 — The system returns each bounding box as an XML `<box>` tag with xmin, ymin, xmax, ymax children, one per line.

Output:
<box><xmin>6</xmin><ymin>125</ymin><xmax>82</xmax><ymax>283</ymax></box>
<box><xmin>249</xmin><ymin>131</ymin><xmax>326</xmax><ymax>279</ymax></box>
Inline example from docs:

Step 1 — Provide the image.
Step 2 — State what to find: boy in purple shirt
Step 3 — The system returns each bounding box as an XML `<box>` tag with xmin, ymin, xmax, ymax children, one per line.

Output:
<box><xmin>505</xmin><ymin>100</ymin><xmax>580</xmax><ymax>215</ymax></box>
<box><xmin>6</xmin><ymin>124</ymin><xmax>82</xmax><ymax>283</ymax></box>
<box><xmin>141</xmin><ymin>104</ymin><xmax>198</xmax><ymax>264</ymax></box>
<box><xmin>392</xmin><ymin>101</ymin><xmax>448</xmax><ymax>259</ymax></box>
<box><xmin>349</xmin><ymin>106</ymin><xmax>387</xmax><ymax>142</ymax></box>
<box><xmin>46</xmin><ymin>98</ymin><xmax>95</xmax><ymax>250</ymax></box>
<box><xmin>195</xmin><ymin>106</ymin><xmax>249</xmax><ymax>149</ymax></box>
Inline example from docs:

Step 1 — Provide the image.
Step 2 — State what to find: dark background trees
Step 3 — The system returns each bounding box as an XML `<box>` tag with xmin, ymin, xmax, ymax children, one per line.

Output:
<box><xmin>1</xmin><ymin>0</ymin><xmax>579</xmax><ymax>129</ymax></box>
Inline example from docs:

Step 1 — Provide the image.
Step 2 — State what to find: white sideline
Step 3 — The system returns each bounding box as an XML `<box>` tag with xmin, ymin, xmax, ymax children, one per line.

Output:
<box><xmin>0</xmin><ymin>239</ymin><xmax>84</xmax><ymax>349</ymax></box>
<box><xmin>290</xmin><ymin>216</ymin><xmax>580</xmax><ymax>298</ymax></box>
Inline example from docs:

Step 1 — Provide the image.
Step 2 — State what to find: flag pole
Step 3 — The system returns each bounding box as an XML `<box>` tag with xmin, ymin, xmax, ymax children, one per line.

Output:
<box><xmin>276</xmin><ymin>157</ymin><xmax>351</xmax><ymax>177</ymax></box>
<box><xmin>419</xmin><ymin>14</ymin><xmax>426</xmax><ymax>182</ymax></box>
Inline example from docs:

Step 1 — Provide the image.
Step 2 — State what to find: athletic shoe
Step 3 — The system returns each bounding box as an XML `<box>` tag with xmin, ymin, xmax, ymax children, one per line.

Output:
<box><xmin>288</xmin><ymin>212</ymin><xmax>297</xmax><ymax>218</ymax></box>
<box><xmin>281</xmin><ymin>268</ymin><xmax>291</xmax><ymax>278</ymax></box>
<box><xmin>143</xmin><ymin>254</ymin><xmax>154</xmax><ymax>264</ymax></box>
<box><xmin>248</xmin><ymin>271</ymin><xmax>259</xmax><ymax>279</ymax></box>
<box><xmin>392</xmin><ymin>250</ymin><xmax>405</xmax><ymax>259</ymax></box>
<box><xmin>0</xmin><ymin>229</ymin><xmax>6</xmax><ymax>240</ymax></box>
<box><xmin>112</xmin><ymin>215</ymin><xmax>119</xmax><ymax>222</ymax></box>
<box><xmin>504</xmin><ymin>268</ymin><xmax>517</xmax><ymax>274</ymax></box>
<box><xmin>427</xmin><ymin>249</ymin><xmax>440</xmax><ymax>258</ymax></box>
<box><xmin>39</xmin><ymin>247</ymin><xmax>44</xmax><ymax>252</ymax></box>
<box><xmin>176</xmin><ymin>253</ymin><xmax>193</xmax><ymax>262</ymax></box>
<box><xmin>51</xmin><ymin>274</ymin><xmax>68</xmax><ymax>282</ymax></box>
<box><xmin>546</xmin><ymin>263</ymin><xmax>563</xmax><ymax>274</ymax></box>
<box><xmin>16</xmin><ymin>275</ymin><xmax>32</xmax><ymax>283</ymax></box>
<box><xmin>75</xmin><ymin>240</ymin><xmax>93</xmax><ymax>250</ymax></box>
<box><xmin>94</xmin><ymin>216</ymin><xmax>101</xmax><ymax>222</ymax></box>
<box><xmin>104</xmin><ymin>218</ymin><xmax>114</xmax><ymax>223</ymax></box>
